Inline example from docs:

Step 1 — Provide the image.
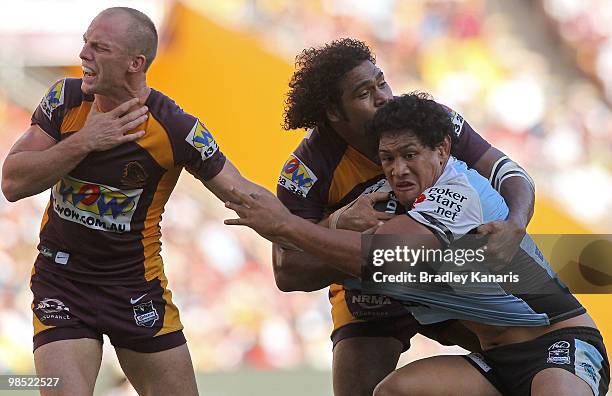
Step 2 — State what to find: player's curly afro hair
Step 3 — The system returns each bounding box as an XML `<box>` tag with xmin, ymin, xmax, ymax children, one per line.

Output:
<box><xmin>368</xmin><ymin>92</ymin><xmax>458</xmax><ymax>149</ymax></box>
<box><xmin>283</xmin><ymin>38</ymin><xmax>375</xmax><ymax>130</ymax></box>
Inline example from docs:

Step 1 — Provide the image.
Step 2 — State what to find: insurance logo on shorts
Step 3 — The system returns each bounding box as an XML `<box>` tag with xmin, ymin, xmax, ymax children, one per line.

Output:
<box><xmin>133</xmin><ymin>301</ymin><xmax>159</xmax><ymax>328</ymax></box>
<box><xmin>547</xmin><ymin>341</ymin><xmax>571</xmax><ymax>364</ymax></box>
<box><xmin>51</xmin><ymin>176</ymin><xmax>142</xmax><ymax>233</ymax></box>
<box><xmin>278</xmin><ymin>154</ymin><xmax>317</xmax><ymax>197</ymax></box>
<box><xmin>40</xmin><ymin>79</ymin><xmax>66</xmax><ymax>120</ymax></box>
<box><xmin>186</xmin><ymin>119</ymin><xmax>218</xmax><ymax>160</ymax></box>
<box><xmin>36</xmin><ymin>298</ymin><xmax>71</xmax><ymax>321</ymax></box>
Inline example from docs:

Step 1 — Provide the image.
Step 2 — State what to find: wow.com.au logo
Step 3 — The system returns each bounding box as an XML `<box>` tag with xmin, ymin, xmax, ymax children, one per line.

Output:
<box><xmin>52</xmin><ymin>176</ymin><xmax>142</xmax><ymax>233</ymax></box>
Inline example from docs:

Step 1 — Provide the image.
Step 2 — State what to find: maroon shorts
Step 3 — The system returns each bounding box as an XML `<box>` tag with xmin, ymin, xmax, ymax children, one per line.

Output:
<box><xmin>330</xmin><ymin>287</ymin><xmax>475</xmax><ymax>351</ymax></box>
<box><xmin>30</xmin><ymin>262</ymin><xmax>185</xmax><ymax>353</ymax></box>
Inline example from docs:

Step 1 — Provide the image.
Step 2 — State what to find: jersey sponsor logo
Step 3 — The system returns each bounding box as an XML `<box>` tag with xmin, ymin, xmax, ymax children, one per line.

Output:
<box><xmin>186</xmin><ymin>119</ymin><xmax>218</xmax><ymax>160</ymax></box>
<box><xmin>412</xmin><ymin>193</ymin><xmax>426</xmax><ymax>209</ymax></box>
<box><xmin>363</xmin><ymin>178</ymin><xmax>390</xmax><ymax>194</ymax></box>
<box><xmin>424</xmin><ymin>187</ymin><xmax>468</xmax><ymax>222</ymax></box>
<box><xmin>133</xmin><ymin>300</ymin><xmax>159</xmax><ymax>327</ymax></box>
<box><xmin>278</xmin><ymin>154</ymin><xmax>318</xmax><ymax>197</ymax></box>
<box><xmin>377</xmin><ymin>194</ymin><xmax>399</xmax><ymax>214</ymax></box>
<box><xmin>36</xmin><ymin>298</ymin><xmax>71</xmax><ymax>321</ymax></box>
<box><xmin>40</xmin><ymin>79</ymin><xmax>66</xmax><ymax>120</ymax></box>
<box><xmin>36</xmin><ymin>298</ymin><xmax>70</xmax><ymax>314</ymax></box>
<box><xmin>447</xmin><ymin>109</ymin><xmax>465</xmax><ymax>137</ymax></box>
<box><xmin>52</xmin><ymin>176</ymin><xmax>142</xmax><ymax>233</ymax></box>
<box><xmin>351</xmin><ymin>294</ymin><xmax>392</xmax><ymax>308</ymax></box>
<box><xmin>363</xmin><ymin>180</ymin><xmax>404</xmax><ymax>214</ymax></box>
<box><xmin>547</xmin><ymin>341</ymin><xmax>571</xmax><ymax>364</ymax></box>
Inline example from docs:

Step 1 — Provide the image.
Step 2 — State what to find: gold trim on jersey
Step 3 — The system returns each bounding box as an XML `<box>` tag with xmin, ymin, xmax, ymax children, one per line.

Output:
<box><xmin>135</xmin><ymin>116</ymin><xmax>174</xmax><ymax>170</ymax></box>
<box><xmin>142</xmin><ymin>166</ymin><xmax>181</xmax><ymax>282</ymax></box>
<box><xmin>328</xmin><ymin>146</ymin><xmax>381</xmax><ymax>205</ymax></box>
<box><xmin>154</xmin><ymin>271</ymin><xmax>184</xmax><ymax>337</ymax></box>
<box><xmin>60</xmin><ymin>101</ymin><xmax>92</xmax><ymax>134</ymax></box>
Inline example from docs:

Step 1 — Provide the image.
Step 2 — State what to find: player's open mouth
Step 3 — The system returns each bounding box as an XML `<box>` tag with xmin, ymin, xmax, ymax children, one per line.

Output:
<box><xmin>82</xmin><ymin>66</ymin><xmax>97</xmax><ymax>81</ymax></box>
<box><xmin>394</xmin><ymin>181</ymin><xmax>416</xmax><ymax>191</ymax></box>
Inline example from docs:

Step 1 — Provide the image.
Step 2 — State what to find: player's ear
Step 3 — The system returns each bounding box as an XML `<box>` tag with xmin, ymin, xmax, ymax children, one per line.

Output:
<box><xmin>128</xmin><ymin>55</ymin><xmax>147</xmax><ymax>73</ymax></box>
<box><xmin>326</xmin><ymin>105</ymin><xmax>342</xmax><ymax>123</ymax></box>
<box><xmin>437</xmin><ymin>135</ymin><xmax>451</xmax><ymax>163</ymax></box>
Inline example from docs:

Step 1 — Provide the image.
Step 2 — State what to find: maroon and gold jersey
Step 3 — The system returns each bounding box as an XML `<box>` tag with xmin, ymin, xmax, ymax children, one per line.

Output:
<box><xmin>31</xmin><ymin>78</ymin><xmax>226</xmax><ymax>285</ymax></box>
<box><xmin>276</xmin><ymin>107</ymin><xmax>491</xmax><ymax>331</ymax></box>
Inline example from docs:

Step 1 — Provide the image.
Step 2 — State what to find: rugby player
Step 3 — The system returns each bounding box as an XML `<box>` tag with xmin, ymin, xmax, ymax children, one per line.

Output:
<box><xmin>224</xmin><ymin>93</ymin><xmax>609</xmax><ymax>396</ymax></box>
<box><xmin>1</xmin><ymin>7</ymin><xmax>272</xmax><ymax>396</ymax></box>
<box><xmin>271</xmin><ymin>39</ymin><xmax>535</xmax><ymax>395</ymax></box>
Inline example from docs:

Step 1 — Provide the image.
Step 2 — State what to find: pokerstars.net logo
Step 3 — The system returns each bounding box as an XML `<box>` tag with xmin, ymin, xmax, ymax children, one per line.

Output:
<box><xmin>425</xmin><ymin>187</ymin><xmax>468</xmax><ymax>221</ymax></box>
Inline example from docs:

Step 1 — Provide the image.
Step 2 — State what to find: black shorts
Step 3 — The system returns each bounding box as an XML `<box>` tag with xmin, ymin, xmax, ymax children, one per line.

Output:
<box><xmin>463</xmin><ymin>327</ymin><xmax>610</xmax><ymax>396</ymax></box>
<box><xmin>30</xmin><ymin>262</ymin><xmax>185</xmax><ymax>353</ymax></box>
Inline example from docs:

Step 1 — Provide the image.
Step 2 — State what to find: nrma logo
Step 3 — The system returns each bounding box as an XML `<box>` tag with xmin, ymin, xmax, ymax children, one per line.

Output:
<box><xmin>52</xmin><ymin>176</ymin><xmax>142</xmax><ymax>233</ymax></box>
<box><xmin>40</xmin><ymin>79</ymin><xmax>65</xmax><ymax>120</ymax></box>
<box><xmin>186</xmin><ymin>119</ymin><xmax>218</xmax><ymax>160</ymax></box>
<box><xmin>278</xmin><ymin>154</ymin><xmax>317</xmax><ymax>197</ymax></box>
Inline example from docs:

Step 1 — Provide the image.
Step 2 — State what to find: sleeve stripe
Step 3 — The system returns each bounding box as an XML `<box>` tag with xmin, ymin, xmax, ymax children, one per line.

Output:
<box><xmin>419</xmin><ymin>212</ymin><xmax>455</xmax><ymax>244</ymax></box>
<box><xmin>498</xmin><ymin>172</ymin><xmax>534</xmax><ymax>191</ymax></box>
<box><xmin>32</xmin><ymin>124</ymin><xmax>59</xmax><ymax>142</ymax></box>
<box><xmin>407</xmin><ymin>212</ymin><xmax>454</xmax><ymax>246</ymax></box>
<box><xmin>489</xmin><ymin>157</ymin><xmax>512</xmax><ymax>190</ymax></box>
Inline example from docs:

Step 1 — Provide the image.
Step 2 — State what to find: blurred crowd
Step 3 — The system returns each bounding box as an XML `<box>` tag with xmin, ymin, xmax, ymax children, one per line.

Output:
<box><xmin>541</xmin><ymin>0</ymin><xmax>612</xmax><ymax>104</ymax></box>
<box><xmin>1</xmin><ymin>0</ymin><xmax>610</xmax><ymax>380</ymax></box>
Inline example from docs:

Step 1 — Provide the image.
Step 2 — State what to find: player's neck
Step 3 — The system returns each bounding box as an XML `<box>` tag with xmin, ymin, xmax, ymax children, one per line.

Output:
<box><xmin>351</xmin><ymin>142</ymin><xmax>380</xmax><ymax>164</ymax></box>
<box><xmin>331</xmin><ymin>124</ymin><xmax>380</xmax><ymax>163</ymax></box>
<box><xmin>431</xmin><ymin>156</ymin><xmax>452</xmax><ymax>186</ymax></box>
<box><xmin>95</xmin><ymin>82</ymin><xmax>151</xmax><ymax>112</ymax></box>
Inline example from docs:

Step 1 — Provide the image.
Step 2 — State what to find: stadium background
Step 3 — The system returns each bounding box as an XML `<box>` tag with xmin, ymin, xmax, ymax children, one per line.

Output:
<box><xmin>0</xmin><ymin>0</ymin><xmax>610</xmax><ymax>394</ymax></box>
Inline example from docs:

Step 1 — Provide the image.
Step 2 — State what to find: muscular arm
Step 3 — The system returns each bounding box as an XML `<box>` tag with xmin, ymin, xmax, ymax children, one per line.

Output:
<box><xmin>2</xmin><ymin>126</ymin><xmax>89</xmax><ymax>201</ymax></box>
<box><xmin>272</xmin><ymin>223</ymin><xmax>354</xmax><ymax>292</ymax></box>
<box><xmin>271</xmin><ymin>193</ymin><xmax>392</xmax><ymax>292</ymax></box>
<box><xmin>225</xmin><ymin>188</ymin><xmax>437</xmax><ymax>277</ymax></box>
<box><xmin>273</xmin><ymin>243</ymin><xmax>352</xmax><ymax>292</ymax></box>
<box><xmin>472</xmin><ymin>147</ymin><xmax>534</xmax><ymax>229</ymax></box>
<box><xmin>202</xmin><ymin>159</ymin><xmax>351</xmax><ymax>292</ymax></box>
<box><xmin>202</xmin><ymin>159</ymin><xmax>273</xmax><ymax>202</ymax></box>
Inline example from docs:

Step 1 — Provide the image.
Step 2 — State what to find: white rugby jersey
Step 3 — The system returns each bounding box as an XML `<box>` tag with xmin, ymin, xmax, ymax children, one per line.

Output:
<box><xmin>368</xmin><ymin>157</ymin><xmax>585</xmax><ymax>327</ymax></box>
